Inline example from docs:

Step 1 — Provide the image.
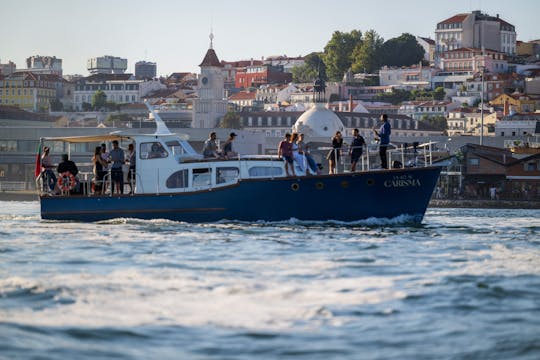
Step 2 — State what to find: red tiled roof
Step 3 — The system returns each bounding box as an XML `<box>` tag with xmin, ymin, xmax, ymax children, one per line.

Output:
<box><xmin>199</xmin><ymin>48</ymin><xmax>222</xmax><ymax>67</ymax></box>
<box><xmin>229</xmin><ymin>91</ymin><xmax>256</xmax><ymax>100</ymax></box>
<box><xmin>438</xmin><ymin>14</ymin><xmax>468</xmax><ymax>25</ymax></box>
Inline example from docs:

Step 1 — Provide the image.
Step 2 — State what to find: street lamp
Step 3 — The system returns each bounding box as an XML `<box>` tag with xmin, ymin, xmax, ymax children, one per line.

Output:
<box><xmin>480</xmin><ymin>66</ymin><xmax>485</xmax><ymax>145</ymax></box>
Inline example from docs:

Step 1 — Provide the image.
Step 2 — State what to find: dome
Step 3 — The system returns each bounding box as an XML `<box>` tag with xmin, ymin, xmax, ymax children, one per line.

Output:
<box><xmin>292</xmin><ymin>103</ymin><xmax>345</xmax><ymax>138</ymax></box>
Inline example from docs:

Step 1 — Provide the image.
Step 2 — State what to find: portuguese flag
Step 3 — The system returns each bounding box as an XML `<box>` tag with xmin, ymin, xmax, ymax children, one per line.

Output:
<box><xmin>34</xmin><ymin>144</ymin><xmax>42</xmax><ymax>178</ymax></box>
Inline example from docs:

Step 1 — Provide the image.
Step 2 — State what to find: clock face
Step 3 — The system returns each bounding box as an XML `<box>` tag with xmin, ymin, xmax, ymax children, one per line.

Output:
<box><xmin>201</xmin><ymin>77</ymin><xmax>208</xmax><ymax>85</ymax></box>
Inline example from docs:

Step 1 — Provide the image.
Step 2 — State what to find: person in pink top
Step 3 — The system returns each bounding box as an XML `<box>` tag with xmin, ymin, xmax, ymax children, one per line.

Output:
<box><xmin>278</xmin><ymin>133</ymin><xmax>296</xmax><ymax>177</ymax></box>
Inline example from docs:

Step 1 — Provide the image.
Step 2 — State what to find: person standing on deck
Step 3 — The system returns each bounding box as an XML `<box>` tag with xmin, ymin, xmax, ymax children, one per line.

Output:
<box><xmin>349</xmin><ymin>128</ymin><xmax>366</xmax><ymax>172</ymax></box>
<box><xmin>109</xmin><ymin>140</ymin><xmax>125</xmax><ymax>194</ymax></box>
<box><xmin>373</xmin><ymin>114</ymin><xmax>391</xmax><ymax>169</ymax></box>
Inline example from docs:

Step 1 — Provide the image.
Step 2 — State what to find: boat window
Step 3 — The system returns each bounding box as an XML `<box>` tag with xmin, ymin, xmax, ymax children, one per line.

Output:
<box><xmin>165</xmin><ymin>140</ymin><xmax>185</xmax><ymax>156</ymax></box>
<box><xmin>140</xmin><ymin>142</ymin><xmax>168</xmax><ymax>159</ymax></box>
<box><xmin>192</xmin><ymin>168</ymin><xmax>211</xmax><ymax>187</ymax></box>
<box><xmin>166</xmin><ymin>170</ymin><xmax>188</xmax><ymax>188</ymax></box>
<box><xmin>248</xmin><ymin>166</ymin><xmax>283</xmax><ymax>177</ymax></box>
<box><xmin>216</xmin><ymin>167</ymin><xmax>239</xmax><ymax>184</ymax></box>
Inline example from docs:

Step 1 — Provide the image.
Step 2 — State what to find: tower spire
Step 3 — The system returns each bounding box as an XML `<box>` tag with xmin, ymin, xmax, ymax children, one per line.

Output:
<box><xmin>209</xmin><ymin>29</ymin><xmax>214</xmax><ymax>49</ymax></box>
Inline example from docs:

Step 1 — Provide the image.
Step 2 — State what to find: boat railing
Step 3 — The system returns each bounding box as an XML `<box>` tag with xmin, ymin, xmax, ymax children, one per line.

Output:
<box><xmin>318</xmin><ymin>141</ymin><xmax>436</xmax><ymax>174</ymax></box>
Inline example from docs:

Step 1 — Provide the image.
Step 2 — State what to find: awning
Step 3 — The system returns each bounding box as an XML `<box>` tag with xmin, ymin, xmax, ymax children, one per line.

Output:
<box><xmin>40</xmin><ymin>134</ymin><xmax>130</xmax><ymax>143</ymax></box>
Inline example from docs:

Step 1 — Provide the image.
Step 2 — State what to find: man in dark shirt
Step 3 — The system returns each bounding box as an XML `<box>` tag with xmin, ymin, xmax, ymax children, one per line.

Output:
<box><xmin>57</xmin><ymin>154</ymin><xmax>78</xmax><ymax>176</ymax></box>
<box><xmin>349</xmin><ymin>128</ymin><xmax>366</xmax><ymax>172</ymax></box>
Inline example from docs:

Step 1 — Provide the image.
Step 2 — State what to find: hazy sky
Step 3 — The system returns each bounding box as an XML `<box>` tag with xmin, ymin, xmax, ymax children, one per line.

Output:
<box><xmin>1</xmin><ymin>0</ymin><xmax>539</xmax><ymax>76</ymax></box>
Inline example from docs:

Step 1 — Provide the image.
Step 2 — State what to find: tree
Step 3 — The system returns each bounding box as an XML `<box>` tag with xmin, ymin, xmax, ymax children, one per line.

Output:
<box><xmin>82</xmin><ymin>102</ymin><xmax>92</xmax><ymax>111</ymax></box>
<box><xmin>291</xmin><ymin>52</ymin><xmax>327</xmax><ymax>83</ymax></box>
<box><xmin>380</xmin><ymin>33</ymin><xmax>425</xmax><ymax>67</ymax></box>
<box><xmin>92</xmin><ymin>90</ymin><xmax>107</xmax><ymax>111</ymax></box>
<box><xmin>220</xmin><ymin>111</ymin><xmax>242</xmax><ymax>129</ymax></box>
<box><xmin>421</xmin><ymin>115</ymin><xmax>448</xmax><ymax>131</ymax></box>
<box><xmin>433</xmin><ymin>86</ymin><xmax>446</xmax><ymax>101</ymax></box>
<box><xmin>351</xmin><ymin>29</ymin><xmax>384</xmax><ymax>74</ymax></box>
<box><xmin>323</xmin><ymin>30</ymin><xmax>363</xmax><ymax>81</ymax></box>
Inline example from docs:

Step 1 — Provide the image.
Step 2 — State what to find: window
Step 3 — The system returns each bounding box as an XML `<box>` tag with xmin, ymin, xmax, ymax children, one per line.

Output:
<box><xmin>524</xmin><ymin>162</ymin><xmax>536</xmax><ymax>172</ymax></box>
<box><xmin>469</xmin><ymin>158</ymin><xmax>479</xmax><ymax>166</ymax></box>
<box><xmin>166</xmin><ymin>170</ymin><xmax>188</xmax><ymax>188</ymax></box>
<box><xmin>192</xmin><ymin>168</ymin><xmax>211</xmax><ymax>187</ymax></box>
<box><xmin>216</xmin><ymin>167</ymin><xmax>239</xmax><ymax>184</ymax></box>
<box><xmin>248</xmin><ymin>166</ymin><xmax>283</xmax><ymax>177</ymax></box>
<box><xmin>165</xmin><ymin>140</ymin><xmax>184</xmax><ymax>156</ymax></box>
<box><xmin>140</xmin><ymin>142</ymin><xmax>168</xmax><ymax>159</ymax></box>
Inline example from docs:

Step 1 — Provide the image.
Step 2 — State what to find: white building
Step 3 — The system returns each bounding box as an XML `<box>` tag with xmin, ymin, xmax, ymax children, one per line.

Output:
<box><xmin>73</xmin><ymin>74</ymin><xmax>165</xmax><ymax>110</ymax></box>
<box><xmin>87</xmin><ymin>56</ymin><xmax>128</xmax><ymax>75</ymax></box>
<box><xmin>435</xmin><ymin>11</ymin><xmax>516</xmax><ymax>66</ymax></box>
<box><xmin>191</xmin><ymin>35</ymin><xmax>228</xmax><ymax>128</ymax></box>
<box><xmin>379</xmin><ymin>65</ymin><xmax>434</xmax><ymax>90</ymax></box>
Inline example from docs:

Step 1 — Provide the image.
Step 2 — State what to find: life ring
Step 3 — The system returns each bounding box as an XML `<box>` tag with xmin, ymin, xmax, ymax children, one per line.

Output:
<box><xmin>58</xmin><ymin>171</ymin><xmax>76</xmax><ymax>191</ymax></box>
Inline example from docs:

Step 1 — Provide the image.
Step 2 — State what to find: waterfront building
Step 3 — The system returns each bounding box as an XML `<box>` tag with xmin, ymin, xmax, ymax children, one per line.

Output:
<box><xmin>398</xmin><ymin>100</ymin><xmax>456</xmax><ymax>121</ymax></box>
<box><xmin>135</xmin><ymin>61</ymin><xmax>157</xmax><ymax>79</ymax></box>
<box><xmin>435</xmin><ymin>11</ymin><xmax>516</xmax><ymax>59</ymax></box>
<box><xmin>0</xmin><ymin>61</ymin><xmax>16</xmax><ymax>76</ymax></box>
<box><xmin>73</xmin><ymin>74</ymin><xmax>165</xmax><ymax>110</ymax></box>
<box><xmin>416</xmin><ymin>37</ymin><xmax>436</xmax><ymax>64</ymax></box>
<box><xmin>87</xmin><ymin>56</ymin><xmax>128</xmax><ymax>75</ymax></box>
<box><xmin>191</xmin><ymin>34</ymin><xmax>227</xmax><ymax>128</ymax></box>
<box><xmin>447</xmin><ymin>108</ymin><xmax>497</xmax><ymax>136</ymax></box>
<box><xmin>24</xmin><ymin>55</ymin><xmax>63</xmax><ymax>76</ymax></box>
<box><xmin>495</xmin><ymin>113</ymin><xmax>540</xmax><ymax>137</ymax></box>
<box><xmin>235</xmin><ymin>64</ymin><xmax>292</xmax><ymax>89</ymax></box>
<box><xmin>0</xmin><ymin>72</ymin><xmax>64</xmax><ymax>112</ymax></box>
<box><xmin>263</xmin><ymin>55</ymin><xmax>305</xmax><ymax>73</ymax></box>
<box><xmin>379</xmin><ymin>65</ymin><xmax>434</xmax><ymax>90</ymax></box>
<box><xmin>439</xmin><ymin>47</ymin><xmax>508</xmax><ymax>74</ymax></box>
<box><xmin>490</xmin><ymin>93</ymin><xmax>538</xmax><ymax>114</ymax></box>
<box><xmin>228</xmin><ymin>90</ymin><xmax>257</xmax><ymax>111</ymax></box>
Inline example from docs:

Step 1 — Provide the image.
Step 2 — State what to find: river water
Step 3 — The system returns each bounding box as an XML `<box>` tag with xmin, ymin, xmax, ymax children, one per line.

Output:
<box><xmin>1</xmin><ymin>201</ymin><xmax>539</xmax><ymax>359</ymax></box>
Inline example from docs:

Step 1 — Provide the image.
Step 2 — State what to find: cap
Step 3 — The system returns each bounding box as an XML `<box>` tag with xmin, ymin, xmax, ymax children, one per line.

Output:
<box><xmin>230</xmin><ymin>132</ymin><xmax>237</xmax><ymax>137</ymax></box>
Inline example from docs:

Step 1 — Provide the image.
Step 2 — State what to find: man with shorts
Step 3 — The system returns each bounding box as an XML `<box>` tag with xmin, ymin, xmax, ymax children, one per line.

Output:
<box><xmin>278</xmin><ymin>133</ymin><xmax>296</xmax><ymax>177</ymax></box>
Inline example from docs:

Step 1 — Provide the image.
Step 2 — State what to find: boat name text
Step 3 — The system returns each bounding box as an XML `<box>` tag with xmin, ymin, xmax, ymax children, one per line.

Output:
<box><xmin>384</xmin><ymin>174</ymin><xmax>421</xmax><ymax>188</ymax></box>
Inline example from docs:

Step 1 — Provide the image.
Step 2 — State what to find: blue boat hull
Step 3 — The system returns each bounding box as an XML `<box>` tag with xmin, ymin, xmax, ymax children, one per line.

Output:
<box><xmin>40</xmin><ymin>166</ymin><xmax>441</xmax><ymax>223</ymax></box>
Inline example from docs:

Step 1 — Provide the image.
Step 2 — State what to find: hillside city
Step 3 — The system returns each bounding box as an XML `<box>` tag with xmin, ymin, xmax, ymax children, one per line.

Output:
<box><xmin>1</xmin><ymin>10</ymin><xmax>540</xmax><ymax>202</ymax></box>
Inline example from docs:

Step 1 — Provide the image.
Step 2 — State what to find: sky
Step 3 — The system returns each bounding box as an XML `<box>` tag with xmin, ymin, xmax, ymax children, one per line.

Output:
<box><xmin>1</xmin><ymin>0</ymin><xmax>539</xmax><ymax>77</ymax></box>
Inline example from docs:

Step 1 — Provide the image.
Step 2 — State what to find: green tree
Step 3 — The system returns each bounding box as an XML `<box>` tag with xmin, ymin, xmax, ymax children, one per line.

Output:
<box><xmin>291</xmin><ymin>52</ymin><xmax>327</xmax><ymax>83</ymax></box>
<box><xmin>433</xmin><ymin>86</ymin><xmax>446</xmax><ymax>100</ymax></box>
<box><xmin>351</xmin><ymin>29</ymin><xmax>384</xmax><ymax>74</ymax></box>
<box><xmin>323</xmin><ymin>30</ymin><xmax>363</xmax><ymax>81</ymax></box>
<box><xmin>380</xmin><ymin>33</ymin><xmax>425</xmax><ymax>67</ymax></box>
<box><xmin>92</xmin><ymin>90</ymin><xmax>107</xmax><ymax>111</ymax></box>
<box><xmin>421</xmin><ymin>115</ymin><xmax>448</xmax><ymax>131</ymax></box>
<box><xmin>220</xmin><ymin>111</ymin><xmax>242</xmax><ymax>129</ymax></box>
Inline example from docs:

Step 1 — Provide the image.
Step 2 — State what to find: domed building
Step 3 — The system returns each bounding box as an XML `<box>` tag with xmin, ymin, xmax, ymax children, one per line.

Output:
<box><xmin>292</xmin><ymin>103</ymin><xmax>345</xmax><ymax>138</ymax></box>
<box><xmin>291</xmin><ymin>74</ymin><xmax>345</xmax><ymax>138</ymax></box>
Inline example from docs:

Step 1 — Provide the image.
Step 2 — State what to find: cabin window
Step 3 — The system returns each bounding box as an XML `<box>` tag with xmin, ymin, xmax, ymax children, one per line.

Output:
<box><xmin>216</xmin><ymin>167</ymin><xmax>239</xmax><ymax>184</ymax></box>
<box><xmin>165</xmin><ymin>140</ymin><xmax>184</xmax><ymax>156</ymax></box>
<box><xmin>192</xmin><ymin>168</ymin><xmax>212</xmax><ymax>187</ymax></box>
<box><xmin>469</xmin><ymin>158</ymin><xmax>479</xmax><ymax>166</ymax></box>
<box><xmin>248</xmin><ymin>166</ymin><xmax>283</xmax><ymax>177</ymax></box>
<box><xmin>140</xmin><ymin>142</ymin><xmax>168</xmax><ymax>159</ymax></box>
<box><xmin>524</xmin><ymin>162</ymin><xmax>536</xmax><ymax>172</ymax></box>
<box><xmin>166</xmin><ymin>170</ymin><xmax>188</xmax><ymax>188</ymax></box>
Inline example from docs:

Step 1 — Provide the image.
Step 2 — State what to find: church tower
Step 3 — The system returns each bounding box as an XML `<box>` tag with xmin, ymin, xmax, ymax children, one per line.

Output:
<box><xmin>192</xmin><ymin>33</ymin><xmax>227</xmax><ymax>128</ymax></box>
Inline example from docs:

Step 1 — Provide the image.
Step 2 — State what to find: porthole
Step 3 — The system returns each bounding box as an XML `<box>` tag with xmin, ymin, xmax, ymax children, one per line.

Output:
<box><xmin>316</xmin><ymin>182</ymin><xmax>324</xmax><ymax>190</ymax></box>
<box><xmin>341</xmin><ymin>181</ymin><xmax>349</xmax><ymax>189</ymax></box>
<box><xmin>367</xmin><ymin>178</ymin><xmax>375</xmax><ymax>186</ymax></box>
<box><xmin>291</xmin><ymin>183</ymin><xmax>300</xmax><ymax>191</ymax></box>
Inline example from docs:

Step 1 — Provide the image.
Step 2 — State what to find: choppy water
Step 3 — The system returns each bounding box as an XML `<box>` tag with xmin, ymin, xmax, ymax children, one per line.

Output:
<box><xmin>0</xmin><ymin>201</ymin><xmax>539</xmax><ymax>360</ymax></box>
